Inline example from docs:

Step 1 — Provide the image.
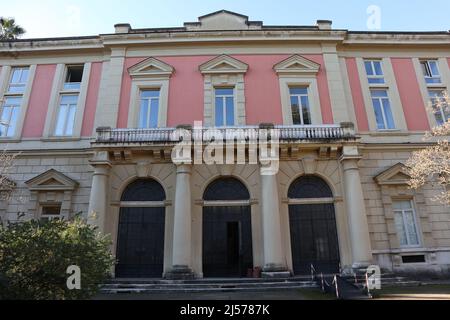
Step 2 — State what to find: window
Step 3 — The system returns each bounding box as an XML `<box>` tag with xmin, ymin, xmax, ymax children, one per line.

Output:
<box><xmin>289</xmin><ymin>87</ymin><xmax>311</xmax><ymax>125</ymax></box>
<box><xmin>40</xmin><ymin>204</ymin><xmax>62</xmax><ymax>221</ymax></box>
<box><xmin>0</xmin><ymin>97</ymin><xmax>22</xmax><ymax>137</ymax></box>
<box><xmin>364</xmin><ymin>60</ymin><xmax>385</xmax><ymax>84</ymax></box>
<box><xmin>7</xmin><ymin>67</ymin><xmax>29</xmax><ymax>94</ymax></box>
<box><xmin>138</xmin><ymin>89</ymin><xmax>160</xmax><ymax>128</ymax></box>
<box><xmin>393</xmin><ymin>200</ymin><xmax>420</xmax><ymax>247</ymax></box>
<box><xmin>428</xmin><ymin>89</ymin><xmax>449</xmax><ymax>125</ymax></box>
<box><xmin>420</xmin><ymin>60</ymin><xmax>441</xmax><ymax>84</ymax></box>
<box><xmin>214</xmin><ymin>88</ymin><xmax>235</xmax><ymax>126</ymax></box>
<box><xmin>370</xmin><ymin>90</ymin><xmax>395</xmax><ymax>130</ymax></box>
<box><xmin>54</xmin><ymin>95</ymin><xmax>78</xmax><ymax>136</ymax></box>
<box><xmin>63</xmin><ymin>65</ymin><xmax>84</xmax><ymax>91</ymax></box>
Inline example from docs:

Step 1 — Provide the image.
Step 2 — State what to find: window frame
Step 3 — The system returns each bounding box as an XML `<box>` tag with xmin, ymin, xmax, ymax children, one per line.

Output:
<box><xmin>364</xmin><ymin>59</ymin><xmax>385</xmax><ymax>84</ymax></box>
<box><xmin>420</xmin><ymin>60</ymin><xmax>441</xmax><ymax>85</ymax></box>
<box><xmin>288</xmin><ymin>86</ymin><xmax>312</xmax><ymax>125</ymax></box>
<box><xmin>0</xmin><ymin>65</ymin><xmax>35</xmax><ymax>141</ymax></box>
<box><xmin>392</xmin><ymin>199</ymin><xmax>421</xmax><ymax>248</ymax></box>
<box><xmin>428</xmin><ymin>89</ymin><xmax>449</xmax><ymax>125</ymax></box>
<box><xmin>63</xmin><ymin>64</ymin><xmax>84</xmax><ymax>91</ymax></box>
<box><xmin>7</xmin><ymin>66</ymin><xmax>30</xmax><ymax>94</ymax></box>
<box><xmin>39</xmin><ymin>203</ymin><xmax>62</xmax><ymax>221</ymax></box>
<box><xmin>0</xmin><ymin>96</ymin><xmax>22</xmax><ymax>137</ymax></box>
<box><xmin>213</xmin><ymin>86</ymin><xmax>236</xmax><ymax>127</ymax></box>
<box><xmin>138</xmin><ymin>88</ymin><xmax>161</xmax><ymax>129</ymax></box>
<box><xmin>54</xmin><ymin>94</ymin><xmax>79</xmax><ymax>136</ymax></box>
<box><xmin>370</xmin><ymin>89</ymin><xmax>396</xmax><ymax>130</ymax></box>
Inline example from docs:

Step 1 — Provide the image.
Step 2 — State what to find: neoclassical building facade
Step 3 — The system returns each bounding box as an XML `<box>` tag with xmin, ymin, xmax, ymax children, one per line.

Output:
<box><xmin>0</xmin><ymin>10</ymin><xmax>449</xmax><ymax>279</ymax></box>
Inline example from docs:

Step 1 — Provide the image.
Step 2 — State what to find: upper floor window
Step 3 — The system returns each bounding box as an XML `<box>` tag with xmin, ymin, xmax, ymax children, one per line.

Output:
<box><xmin>364</xmin><ymin>60</ymin><xmax>385</xmax><ymax>84</ymax></box>
<box><xmin>393</xmin><ymin>200</ymin><xmax>420</xmax><ymax>247</ymax></box>
<box><xmin>214</xmin><ymin>87</ymin><xmax>235</xmax><ymax>127</ymax></box>
<box><xmin>370</xmin><ymin>89</ymin><xmax>395</xmax><ymax>130</ymax></box>
<box><xmin>0</xmin><ymin>96</ymin><xmax>21</xmax><ymax>137</ymax></box>
<box><xmin>63</xmin><ymin>65</ymin><xmax>84</xmax><ymax>91</ymax></box>
<box><xmin>7</xmin><ymin>67</ymin><xmax>29</xmax><ymax>94</ymax></box>
<box><xmin>54</xmin><ymin>95</ymin><xmax>78</xmax><ymax>136</ymax></box>
<box><xmin>420</xmin><ymin>60</ymin><xmax>441</xmax><ymax>84</ymax></box>
<box><xmin>139</xmin><ymin>89</ymin><xmax>160</xmax><ymax>128</ymax></box>
<box><xmin>428</xmin><ymin>89</ymin><xmax>449</xmax><ymax>125</ymax></box>
<box><xmin>289</xmin><ymin>87</ymin><xmax>311</xmax><ymax>125</ymax></box>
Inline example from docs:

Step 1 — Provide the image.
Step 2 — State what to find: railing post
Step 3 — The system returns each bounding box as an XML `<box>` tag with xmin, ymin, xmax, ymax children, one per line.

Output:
<box><xmin>334</xmin><ymin>275</ymin><xmax>340</xmax><ymax>299</ymax></box>
<box><xmin>340</xmin><ymin>122</ymin><xmax>355</xmax><ymax>138</ymax></box>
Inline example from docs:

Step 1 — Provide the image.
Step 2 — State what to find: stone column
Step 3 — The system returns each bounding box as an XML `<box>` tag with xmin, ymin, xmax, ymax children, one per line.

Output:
<box><xmin>340</xmin><ymin>147</ymin><xmax>373</xmax><ymax>269</ymax></box>
<box><xmin>260</xmin><ymin>166</ymin><xmax>290</xmax><ymax>278</ymax></box>
<box><xmin>166</xmin><ymin>164</ymin><xmax>195</xmax><ymax>279</ymax></box>
<box><xmin>87</xmin><ymin>163</ymin><xmax>111</xmax><ymax>233</ymax></box>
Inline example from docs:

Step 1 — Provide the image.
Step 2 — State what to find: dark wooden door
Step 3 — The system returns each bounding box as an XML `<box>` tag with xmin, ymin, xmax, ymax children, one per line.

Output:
<box><xmin>115</xmin><ymin>207</ymin><xmax>165</xmax><ymax>278</ymax></box>
<box><xmin>289</xmin><ymin>203</ymin><xmax>340</xmax><ymax>275</ymax></box>
<box><xmin>203</xmin><ymin>206</ymin><xmax>253</xmax><ymax>277</ymax></box>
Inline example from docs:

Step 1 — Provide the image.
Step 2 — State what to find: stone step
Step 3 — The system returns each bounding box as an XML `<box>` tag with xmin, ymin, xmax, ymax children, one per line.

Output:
<box><xmin>100</xmin><ymin>283</ymin><xmax>318</xmax><ymax>294</ymax></box>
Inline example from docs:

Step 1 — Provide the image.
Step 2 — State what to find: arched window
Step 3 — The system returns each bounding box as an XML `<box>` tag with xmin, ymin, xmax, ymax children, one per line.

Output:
<box><xmin>288</xmin><ymin>175</ymin><xmax>332</xmax><ymax>199</ymax></box>
<box><xmin>203</xmin><ymin>177</ymin><xmax>249</xmax><ymax>201</ymax></box>
<box><xmin>121</xmin><ymin>178</ymin><xmax>166</xmax><ymax>201</ymax></box>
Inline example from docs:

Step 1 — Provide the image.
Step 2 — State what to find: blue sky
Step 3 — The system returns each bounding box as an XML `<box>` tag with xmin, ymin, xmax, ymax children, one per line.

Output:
<box><xmin>1</xmin><ymin>0</ymin><xmax>449</xmax><ymax>38</ymax></box>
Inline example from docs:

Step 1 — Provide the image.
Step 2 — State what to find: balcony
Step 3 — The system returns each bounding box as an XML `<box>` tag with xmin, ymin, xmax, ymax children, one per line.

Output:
<box><xmin>94</xmin><ymin>123</ymin><xmax>356</xmax><ymax>145</ymax></box>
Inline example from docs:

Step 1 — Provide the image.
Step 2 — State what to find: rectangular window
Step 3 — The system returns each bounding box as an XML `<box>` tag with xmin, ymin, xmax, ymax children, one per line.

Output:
<box><xmin>8</xmin><ymin>67</ymin><xmax>29</xmax><ymax>94</ymax></box>
<box><xmin>54</xmin><ymin>94</ymin><xmax>78</xmax><ymax>136</ymax></box>
<box><xmin>364</xmin><ymin>60</ymin><xmax>385</xmax><ymax>84</ymax></box>
<box><xmin>0</xmin><ymin>96</ymin><xmax>22</xmax><ymax>137</ymax></box>
<box><xmin>289</xmin><ymin>87</ymin><xmax>311</xmax><ymax>125</ymax></box>
<box><xmin>393</xmin><ymin>200</ymin><xmax>420</xmax><ymax>247</ymax></box>
<box><xmin>214</xmin><ymin>88</ymin><xmax>235</xmax><ymax>127</ymax></box>
<box><xmin>41</xmin><ymin>204</ymin><xmax>62</xmax><ymax>221</ymax></box>
<box><xmin>63</xmin><ymin>65</ymin><xmax>84</xmax><ymax>91</ymax></box>
<box><xmin>420</xmin><ymin>60</ymin><xmax>441</xmax><ymax>84</ymax></box>
<box><xmin>428</xmin><ymin>89</ymin><xmax>449</xmax><ymax>125</ymax></box>
<box><xmin>370</xmin><ymin>89</ymin><xmax>395</xmax><ymax>130</ymax></box>
<box><xmin>139</xmin><ymin>89</ymin><xmax>160</xmax><ymax>128</ymax></box>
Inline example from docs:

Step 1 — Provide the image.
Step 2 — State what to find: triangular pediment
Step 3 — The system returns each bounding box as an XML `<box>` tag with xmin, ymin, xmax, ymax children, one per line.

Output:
<box><xmin>199</xmin><ymin>55</ymin><xmax>248</xmax><ymax>74</ymax></box>
<box><xmin>374</xmin><ymin>163</ymin><xmax>412</xmax><ymax>185</ymax></box>
<box><xmin>184</xmin><ymin>10</ymin><xmax>262</xmax><ymax>31</ymax></box>
<box><xmin>25</xmin><ymin>169</ymin><xmax>79</xmax><ymax>191</ymax></box>
<box><xmin>273</xmin><ymin>55</ymin><xmax>321</xmax><ymax>75</ymax></box>
<box><xmin>128</xmin><ymin>57</ymin><xmax>174</xmax><ymax>79</ymax></box>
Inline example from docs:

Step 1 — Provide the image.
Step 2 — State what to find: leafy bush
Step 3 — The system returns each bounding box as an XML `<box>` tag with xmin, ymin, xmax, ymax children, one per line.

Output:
<box><xmin>0</xmin><ymin>216</ymin><xmax>115</xmax><ymax>300</ymax></box>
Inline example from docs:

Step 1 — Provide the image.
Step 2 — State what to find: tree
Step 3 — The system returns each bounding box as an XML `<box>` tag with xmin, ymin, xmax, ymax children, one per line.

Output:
<box><xmin>0</xmin><ymin>216</ymin><xmax>115</xmax><ymax>300</ymax></box>
<box><xmin>0</xmin><ymin>17</ymin><xmax>25</xmax><ymax>40</ymax></box>
<box><xmin>0</xmin><ymin>150</ymin><xmax>17</xmax><ymax>204</ymax></box>
<box><xmin>406</xmin><ymin>91</ymin><xmax>450</xmax><ymax>205</ymax></box>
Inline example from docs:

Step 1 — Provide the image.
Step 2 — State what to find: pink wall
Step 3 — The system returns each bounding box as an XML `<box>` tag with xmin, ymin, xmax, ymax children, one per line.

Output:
<box><xmin>391</xmin><ymin>58</ymin><xmax>430</xmax><ymax>131</ymax></box>
<box><xmin>448</xmin><ymin>58</ymin><xmax>450</xmax><ymax>70</ymax></box>
<box><xmin>81</xmin><ymin>62</ymin><xmax>103</xmax><ymax>136</ymax></box>
<box><xmin>22</xmin><ymin>64</ymin><xmax>56</xmax><ymax>137</ymax></box>
<box><xmin>345</xmin><ymin>58</ymin><xmax>369</xmax><ymax>131</ymax></box>
<box><xmin>116</xmin><ymin>54</ymin><xmax>334</xmax><ymax>127</ymax></box>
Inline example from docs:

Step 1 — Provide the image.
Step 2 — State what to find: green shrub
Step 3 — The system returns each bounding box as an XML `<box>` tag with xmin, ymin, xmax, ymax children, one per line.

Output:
<box><xmin>0</xmin><ymin>216</ymin><xmax>115</xmax><ymax>300</ymax></box>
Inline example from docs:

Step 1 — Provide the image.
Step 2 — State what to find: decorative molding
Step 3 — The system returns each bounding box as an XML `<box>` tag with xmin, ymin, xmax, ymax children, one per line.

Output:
<box><xmin>128</xmin><ymin>57</ymin><xmax>174</xmax><ymax>79</ymax></box>
<box><xmin>199</xmin><ymin>54</ymin><xmax>248</xmax><ymax>74</ymax></box>
<box><xmin>374</xmin><ymin>162</ymin><xmax>411</xmax><ymax>185</ymax></box>
<box><xmin>25</xmin><ymin>169</ymin><xmax>79</xmax><ymax>191</ymax></box>
<box><xmin>273</xmin><ymin>54</ymin><xmax>320</xmax><ymax>76</ymax></box>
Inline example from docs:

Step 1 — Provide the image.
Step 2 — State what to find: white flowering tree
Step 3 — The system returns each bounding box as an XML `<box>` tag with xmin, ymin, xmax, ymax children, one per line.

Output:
<box><xmin>406</xmin><ymin>91</ymin><xmax>450</xmax><ymax>205</ymax></box>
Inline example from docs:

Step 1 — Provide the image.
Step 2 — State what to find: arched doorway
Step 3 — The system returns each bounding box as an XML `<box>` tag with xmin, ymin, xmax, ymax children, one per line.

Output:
<box><xmin>116</xmin><ymin>179</ymin><xmax>166</xmax><ymax>278</ymax></box>
<box><xmin>288</xmin><ymin>175</ymin><xmax>340</xmax><ymax>275</ymax></box>
<box><xmin>202</xmin><ymin>177</ymin><xmax>253</xmax><ymax>277</ymax></box>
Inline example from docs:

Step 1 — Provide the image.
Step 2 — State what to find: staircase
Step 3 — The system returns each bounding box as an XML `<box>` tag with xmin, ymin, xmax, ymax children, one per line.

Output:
<box><xmin>99</xmin><ymin>277</ymin><xmax>318</xmax><ymax>294</ymax></box>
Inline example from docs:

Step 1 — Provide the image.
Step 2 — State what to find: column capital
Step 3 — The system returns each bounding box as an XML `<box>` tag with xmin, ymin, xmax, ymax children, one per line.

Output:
<box><xmin>176</xmin><ymin>163</ymin><xmax>192</xmax><ymax>174</ymax></box>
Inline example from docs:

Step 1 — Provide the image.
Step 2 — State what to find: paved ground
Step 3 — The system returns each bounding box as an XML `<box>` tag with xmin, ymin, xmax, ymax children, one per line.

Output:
<box><xmin>94</xmin><ymin>288</ymin><xmax>331</xmax><ymax>300</ymax></box>
<box><xmin>372</xmin><ymin>284</ymin><xmax>450</xmax><ymax>300</ymax></box>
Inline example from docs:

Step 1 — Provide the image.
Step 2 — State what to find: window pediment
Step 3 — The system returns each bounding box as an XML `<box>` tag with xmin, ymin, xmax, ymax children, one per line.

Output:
<box><xmin>128</xmin><ymin>57</ymin><xmax>174</xmax><ymax>79</ymax></box>
<box><xmin>199</xmin><ymin>55</ymin><xmax>248</xmax><ymax>74</ymax></box>
<box><xmin>374</xmin><ymin>163</ymin><xmax>411</xmax><ymax>186</ymax></box>
<box><xmin>25</xmin><ymin>169</ymin><xmax>79</xmax><ymax>191</ymax></box>
<box><xmin>273</xmin><ymin>55</ymin><xmax>321</xmax><ymax>76</ymax></box>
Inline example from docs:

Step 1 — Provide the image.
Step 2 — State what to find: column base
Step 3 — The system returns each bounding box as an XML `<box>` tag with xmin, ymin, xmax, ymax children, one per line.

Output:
<box><xmin>165</xmin><ymin>265</ymin><xmax>195</xmax><ymax>280</ymax></box>
<box><xmin>261</xmin><ymin>263</ymin><xmax>290</xmax><ymax>278</ymax></box>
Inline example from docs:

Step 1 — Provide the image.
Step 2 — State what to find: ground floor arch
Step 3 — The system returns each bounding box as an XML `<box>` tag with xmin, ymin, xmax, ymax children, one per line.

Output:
<box><xmin>288</xmin><ymin>175</ymin><xmax>340</xmax><ymax>275</ymax></box>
